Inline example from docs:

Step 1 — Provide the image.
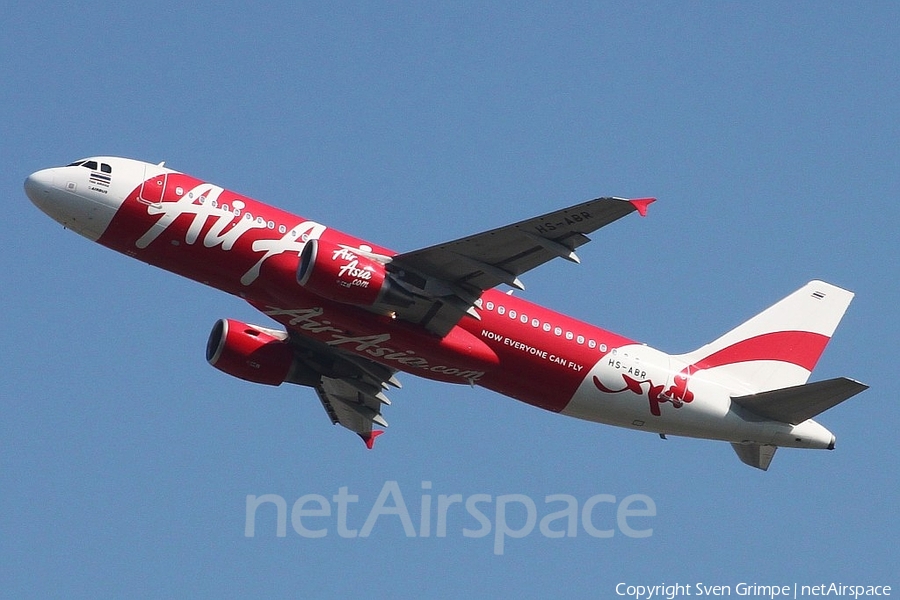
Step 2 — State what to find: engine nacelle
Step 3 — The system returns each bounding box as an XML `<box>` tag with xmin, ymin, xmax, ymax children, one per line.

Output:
<box><xmin>298</xmin><ymin>238</ymin><xmax>410</xmax><ymax>307</ymax></box>
<box><xmin>206</xmin><ymin>319</ymin><xmax>315</xmax><ymax>386</ymax></box>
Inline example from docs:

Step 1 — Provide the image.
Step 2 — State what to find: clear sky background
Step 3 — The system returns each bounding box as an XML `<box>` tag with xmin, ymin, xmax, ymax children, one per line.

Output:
<box><xmin>2</xmin><ymin>2</ymin><xmax>897</xmax><ymax>598</ymax></box>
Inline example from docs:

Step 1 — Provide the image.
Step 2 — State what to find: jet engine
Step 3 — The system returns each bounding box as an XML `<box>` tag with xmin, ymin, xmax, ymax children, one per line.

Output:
<box><xmin>206</xmin><ymin>319</ymin><xmax>317</xmax><ymax>386</ymax></box>
<box><xmin>297</xmin><ymin>238</ymin><xmax>412</xmax><ymax>308</ymax></box>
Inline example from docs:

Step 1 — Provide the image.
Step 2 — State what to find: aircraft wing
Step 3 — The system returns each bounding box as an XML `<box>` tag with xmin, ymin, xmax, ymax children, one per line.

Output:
<box><xmin>388</xmin><ymin>197</ymin><xmax>654</xmax><ymax>335</ymax></box>
<box><xmin>282</xmin><ymin>326</ymin><xmax>401</xmax><ymax>448</ymax></box>
<box><xmin>315</xmin><ymin>376</ymin><xmax>391</xmax><ymax>448</ymax></box>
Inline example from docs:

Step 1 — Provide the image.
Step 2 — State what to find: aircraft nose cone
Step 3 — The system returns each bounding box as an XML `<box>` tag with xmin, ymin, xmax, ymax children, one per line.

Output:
<box><xmin>24</xmin><ymin>168</ymin><xmax>56</xmax><ymax>208</ymax></box>
<box><xmin>26</xmin><ymin>164</ymin><xmax>124</xmax><ymax>241</ymax></box>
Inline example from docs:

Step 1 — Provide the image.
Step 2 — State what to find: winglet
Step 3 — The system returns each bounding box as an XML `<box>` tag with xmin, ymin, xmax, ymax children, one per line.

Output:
<box><xmin>360</xmin><ymin>430</ymin><xmax>384</xmax><ymax>449</ymax></box>
<box><xmin>628</xmin><ymin>197</ymin><xmax>656</xmax><ymax>217</ymax></box>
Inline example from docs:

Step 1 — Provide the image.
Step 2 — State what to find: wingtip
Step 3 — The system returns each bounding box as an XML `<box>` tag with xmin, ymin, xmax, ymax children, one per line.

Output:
<box><xmin>628</xmin><ymin>197</ymin><xmax>656</xmax><ymax>217</ymax></box>
<box><xmin>360</xmin><ymin>430</ymin><xmax>385</xmax><ymax>449</ymax></box>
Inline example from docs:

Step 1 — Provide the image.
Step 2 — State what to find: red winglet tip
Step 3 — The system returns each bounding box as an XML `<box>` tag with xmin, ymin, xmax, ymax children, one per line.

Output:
<box><xmin>361</xmin><ymin>430</ymin><xmax>384</xmax><ymax>449</ymax></box>
<box><xmin>629</xmin><ymin>197</ymin><xmax>656</xmax><ymax>217</ymax></box>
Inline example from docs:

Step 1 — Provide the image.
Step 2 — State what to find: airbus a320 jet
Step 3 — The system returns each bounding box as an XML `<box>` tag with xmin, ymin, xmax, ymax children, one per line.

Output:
<box><xmin>25</xmin><ymin>157</ymin><xmax>867</xmax><ymax>469</ymax></box>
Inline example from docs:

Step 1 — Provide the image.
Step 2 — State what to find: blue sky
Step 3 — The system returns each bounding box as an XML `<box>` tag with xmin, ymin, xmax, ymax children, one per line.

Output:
<box><xmin>2</xmin><ymin>2</ymin><xmax>897</xmax><ymax>597</ymax></box>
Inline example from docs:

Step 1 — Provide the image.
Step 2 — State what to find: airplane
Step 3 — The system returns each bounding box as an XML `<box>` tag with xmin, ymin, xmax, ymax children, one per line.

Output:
<box><xmin>24</xmin><ymin>156</ymin><xmax>867</xmax><ymax>470</ymax></box>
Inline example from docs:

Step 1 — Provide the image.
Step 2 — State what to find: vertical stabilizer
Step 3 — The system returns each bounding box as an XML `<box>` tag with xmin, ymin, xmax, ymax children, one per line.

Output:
<box><xmin>677</xmin><ymin>281</ymin><xmax>854</xmax><ymax>393</ymax></box>
<box><xmin>731</xmin><ymin>443</ymin><xmax>777</xmax><ymax>471</ymax></box>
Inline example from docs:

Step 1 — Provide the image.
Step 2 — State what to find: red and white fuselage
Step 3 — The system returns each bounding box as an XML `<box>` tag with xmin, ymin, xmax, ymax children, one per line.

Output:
<box><xmin>25</xmin><ymin>156</ymin><xmax>865</xmax><ymax>469</ymax></box>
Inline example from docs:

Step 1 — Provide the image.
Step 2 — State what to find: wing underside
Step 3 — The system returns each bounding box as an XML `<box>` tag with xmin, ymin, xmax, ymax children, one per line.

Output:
<box><xmin>284</xmin><ymin>328</ymin><xmax>401</xmax><ymax>447</ymax></box>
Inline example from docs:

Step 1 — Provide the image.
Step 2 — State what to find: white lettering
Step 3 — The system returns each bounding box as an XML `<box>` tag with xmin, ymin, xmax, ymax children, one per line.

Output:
<box><xmin>331</xmin><ymin>247</ymin><xmax>357</xmax><ymax>261</ymax></box>
<box><xmin>336</xmin><ymin>258</ymin><xmax>374</xmax><ymax>280</ymax></box>
<box><xmin>263</xmin><ymin>306</ymin><xmax>485</xmax><ymax>383</ymax></box>
<box><xmin>581</xmin><ymin>494</ymin><xmax>616</xmax><ymax>538</ymax></box>
<box><xmin>463</xmin><ymin>494</ymin><xmax>492</xmax><ymax>538</ymax></box>
<box><xmin>539</xmin><ymin>494</ymin><xmax>578</xmax><ymax>538</ymax></box>
<box><xmin>134</xmin><ymin>182</ymin><xmax>327</xmax><ymax>286</ymax></box>
<box><xmin>332</xmin><ymin>486</ymin><xmax>359</xmax><ymax>538</ymax></box>
<box><xmin>360</xmin><ymin>481</ymin><xmax>416</xmax><ymax>538</ymax></box>
<box><xmin>245</xmin><ymin>486</ymin><xmax>659</xmax><ymax>555</ymax></box>
<box><xmin>290</xmin><ymin>494</ymin><xmax>330</xmax><ymax>538</ymax></box>
<box><xmin>244</xmin><ymin>494</ymin><xmax>287</xmax><ymax>537</ymax></box>
<box><xmin>494</xmin><ymin>494</ymin><xmax>537</xmax><ymax>555</ymax></box>
<box><xmin>242</xmin><ymin>221</ymin><xmax>326</xmax><ymax>285</ymax></box>
<box><xmin>617</xmin><ymin>494</ymin><xmax>656</xmax><ymax>538</ymax></box>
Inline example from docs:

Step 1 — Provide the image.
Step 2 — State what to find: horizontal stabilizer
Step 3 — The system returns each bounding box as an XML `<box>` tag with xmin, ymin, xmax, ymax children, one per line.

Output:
<box><xmin>732</xmin><ymin>377</ymin><xmax>868</xmax><ymax>425</ymax></box>
<box><xmin>731</xmin><ymin>443</ymin><xmax>777</xmax><ymax>471</ymax></box>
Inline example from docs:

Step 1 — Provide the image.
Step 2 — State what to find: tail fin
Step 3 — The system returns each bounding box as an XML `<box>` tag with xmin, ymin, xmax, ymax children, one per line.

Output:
<box><xmin>677</xmin><ymin>281</ymin><xmax>855</xmax><ymax>393</ymax></box>
<box><xmin>731</xmin><ymin>443</ymin><xmax>778</xmax><ymax>471</ymax></box>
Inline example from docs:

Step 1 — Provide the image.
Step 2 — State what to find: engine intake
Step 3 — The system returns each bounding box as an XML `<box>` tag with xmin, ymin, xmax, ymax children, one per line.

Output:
<box><xmin>298</xmin><ymin>238</ymin><xmax>412</xmax><ymax>308</ymax></box>
<box><xmin>206</xmin><ymin>319</ymin><xmax>317</xmax><ymax>386</ymax></box>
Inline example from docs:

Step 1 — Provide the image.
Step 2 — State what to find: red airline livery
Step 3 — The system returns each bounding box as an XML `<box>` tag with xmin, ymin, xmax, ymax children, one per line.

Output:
<box><xmin>25</xmin><ymin>157</ymin><xmax>867</xmax><ymax>469</ymax></box>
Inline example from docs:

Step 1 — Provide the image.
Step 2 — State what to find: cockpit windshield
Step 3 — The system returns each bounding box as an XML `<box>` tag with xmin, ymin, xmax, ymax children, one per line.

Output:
<box><xmin>67</xmin><ymin>159</ymin><xmax>112</xmax><ymax>174</ymax></box>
